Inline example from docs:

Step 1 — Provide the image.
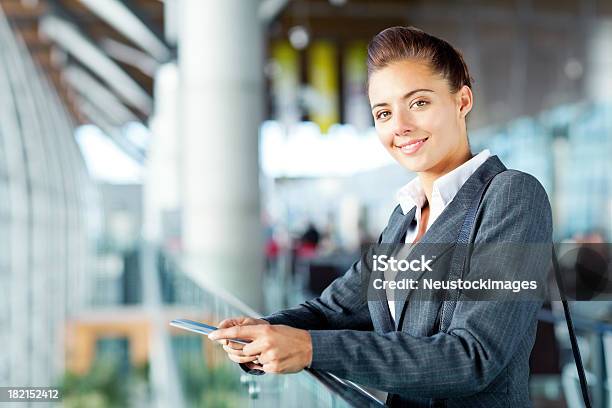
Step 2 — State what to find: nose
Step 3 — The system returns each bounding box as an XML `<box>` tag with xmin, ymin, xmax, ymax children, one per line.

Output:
<box><xmin>392</xmin><ymin>109</ymin><xmax>417</xmax><ymax>137</ymax></box>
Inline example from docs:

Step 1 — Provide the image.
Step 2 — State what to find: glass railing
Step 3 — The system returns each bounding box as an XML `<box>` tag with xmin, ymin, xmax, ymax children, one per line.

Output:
<box><xmin>158</xmin><ymin>247</ymin><xmax>386</xmax><ymax>408</ymax></box>
<box><xmin>538</xmin><ymin>307</ymin><xmax>611</xmax><ymax>408</ymax></box>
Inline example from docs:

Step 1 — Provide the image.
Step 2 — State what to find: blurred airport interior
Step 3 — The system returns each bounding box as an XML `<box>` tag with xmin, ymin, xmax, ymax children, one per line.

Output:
<box><xmin>0</xmin><ymin>0</ymin><xmax>611</xmax><ymax>407</ymax></box>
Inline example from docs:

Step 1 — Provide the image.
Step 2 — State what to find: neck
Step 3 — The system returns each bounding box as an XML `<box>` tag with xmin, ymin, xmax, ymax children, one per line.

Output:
<box><xmin>418</xmin><ymin>147</ymin><xmax>473</xmax><ymax>205</ymax></box>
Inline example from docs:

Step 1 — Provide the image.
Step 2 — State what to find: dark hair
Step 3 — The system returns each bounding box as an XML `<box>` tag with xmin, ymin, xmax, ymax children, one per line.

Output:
<box><xmin>367</xmin><ymin>26</ymin><xmax>473</xmax><ymax>93</ymax></box>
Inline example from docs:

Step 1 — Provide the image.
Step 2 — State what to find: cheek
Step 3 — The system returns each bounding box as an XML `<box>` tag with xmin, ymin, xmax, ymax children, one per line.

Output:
<box><xmin>419</xmin><ymin>107</ymin><xmax>454</xmax><ymax>138</ymax></box>
<box><xmin>375</xmin><ymin>124</ymin><xmax>394</xmax><ymax>147</ymax></box>
<box><xmin>415</xmin><ymin>109</ymin><xmax>441</xmax><ymax>131</ymax></box>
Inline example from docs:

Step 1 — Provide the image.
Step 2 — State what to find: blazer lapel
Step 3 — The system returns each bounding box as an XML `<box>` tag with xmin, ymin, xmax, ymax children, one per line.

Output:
<box><xmin>378</xmin><ymin>203</ymin><xmax>417</xmax><ymax>244</ymax></box>
<box><xmin>392</xmin><ymin>155</ymin><xmax>508</xmax><ymax>330</ymax></box>
<box><xmin>392</xmin><ymin>199</ymin><xmax>465</xmax><ymax>329</ymax></box>
<box><xmin>369</xmin><ymin>205</ymin><xmax>415</xmax><ymax>333</ymax></box>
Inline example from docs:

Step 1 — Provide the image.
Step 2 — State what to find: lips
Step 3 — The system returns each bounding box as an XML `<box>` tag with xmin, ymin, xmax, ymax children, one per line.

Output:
<box><xmin>394</xmin><ymin>137</ymin><xmax>429</xmax><ymax>155</ymax></box>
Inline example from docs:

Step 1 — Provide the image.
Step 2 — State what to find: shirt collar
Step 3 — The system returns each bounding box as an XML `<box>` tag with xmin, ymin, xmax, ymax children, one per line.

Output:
<box><xmin>396</xmin><ymin>149</ymin><xmax>492</xmax><ymax>215</ymax></box>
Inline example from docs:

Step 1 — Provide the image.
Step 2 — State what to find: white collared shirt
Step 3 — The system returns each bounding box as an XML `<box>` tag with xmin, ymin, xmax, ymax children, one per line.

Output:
<box><xmin>387</xmin><ymin>149</ymin><xmax>492</xmax><ymax>322</ymax></box>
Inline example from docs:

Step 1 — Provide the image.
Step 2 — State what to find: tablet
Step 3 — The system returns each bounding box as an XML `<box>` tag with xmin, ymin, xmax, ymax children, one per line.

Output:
<box><xmin>169</xmin><ymin>319</ymin><xmax>250</xmax><ymax>345</ymax></box>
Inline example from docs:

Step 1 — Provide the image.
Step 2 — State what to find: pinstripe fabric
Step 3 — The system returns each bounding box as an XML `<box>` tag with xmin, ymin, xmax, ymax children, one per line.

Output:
<box><xmin>261</xmin><ymin>155</ymin><xmax>553</xmax><ymax>407</ymax></box>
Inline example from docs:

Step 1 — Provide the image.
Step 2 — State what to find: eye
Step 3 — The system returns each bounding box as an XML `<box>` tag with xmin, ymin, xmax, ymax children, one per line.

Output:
<box><xmin>375</xmin><ymin>110</ymin><xmax>391</xmax><ymax>120</ymax></box>
<box><xmin>412</xmin><ymin>100</ymin><xmax>429</xmax><ymax>109</ymax></box>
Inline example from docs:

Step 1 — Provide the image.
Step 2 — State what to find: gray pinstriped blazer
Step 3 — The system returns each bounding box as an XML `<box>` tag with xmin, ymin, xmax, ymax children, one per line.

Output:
<box><xmin>260</xmin><ymin>155</ymin><xmax>553</xmax><ymax>407</ymax></box>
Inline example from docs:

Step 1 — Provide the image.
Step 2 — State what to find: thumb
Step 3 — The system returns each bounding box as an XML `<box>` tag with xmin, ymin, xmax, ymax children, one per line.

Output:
<box><xmin>218</xmin><ymin>318</ymin><xmax>239</xmax><ymax>329</ymax></box>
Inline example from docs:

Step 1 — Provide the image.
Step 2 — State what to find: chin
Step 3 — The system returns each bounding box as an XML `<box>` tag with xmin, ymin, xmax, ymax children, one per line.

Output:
<box><xmin>393</xmin><ymin>155</ymin><xmax>430</xmax><ymax>173</ymax></box>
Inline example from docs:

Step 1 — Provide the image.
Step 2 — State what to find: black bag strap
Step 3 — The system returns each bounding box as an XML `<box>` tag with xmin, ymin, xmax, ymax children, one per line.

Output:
<box><xmin>552</xmin><ymin>245</ymin><xmax>592</xmax><ymax>407</ymax></box>
<box><xmin>437</xmin><ymin>168</ymin><xmax>591</xmax><ymax>406</ymax></box>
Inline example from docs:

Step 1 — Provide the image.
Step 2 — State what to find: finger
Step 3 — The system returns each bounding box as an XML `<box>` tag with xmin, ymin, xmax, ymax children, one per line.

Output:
<box><xmin>228</xmin><ymin>353</ymin><xmax>259</xmax><ymax>364</ymax></box>
<box><xmin>242</xmin><ymin>338</ymin><xmax>269</xmax><ymax>356</ymax></box>
<box><xmin>223</xmin><ymin>345</ymin><xmax>243</xmax><ymax>356</ymax></box>
<box><xmin>208</xmin><ymin>324</ymin><xmax>262</xmax><ymax>341</ymax></box>
<box><xmin>218</xmin><ymin>318</ymin><xmax>239</xmax><ymax>329</ymax></box>
<box><xmin>226</xmin><ymin>340</ymin><xmax>245</xmax><ymax>350</ymax></box>
<box><xmin>223</xmin><ymin>345</ymin><xmax>256</xmax><ymax>357</ymax></box>
<box><xmin>262</xmin><ymin>362</ymin><xmax>281</xmax><ymax>374</ymax></box>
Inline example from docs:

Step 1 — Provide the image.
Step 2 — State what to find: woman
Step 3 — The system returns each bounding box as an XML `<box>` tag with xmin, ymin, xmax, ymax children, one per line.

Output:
<box><xmin>210</xmin><ymin>26</ymin><xmax>553</xmax><ymax>407</ymax></box>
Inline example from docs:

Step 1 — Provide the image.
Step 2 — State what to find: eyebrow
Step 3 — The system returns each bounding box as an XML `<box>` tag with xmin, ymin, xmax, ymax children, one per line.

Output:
<box><xmin>370</xmin><ymin>88</ymin><xmax>434</xmax><ymax>111</ymax></box>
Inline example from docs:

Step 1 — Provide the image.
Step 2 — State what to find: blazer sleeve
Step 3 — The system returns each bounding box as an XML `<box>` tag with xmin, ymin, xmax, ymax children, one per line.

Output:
<box><xmin>303</xmin><ymin>172</ymin><xmax>553</xmax><ymax>397</ymax></box>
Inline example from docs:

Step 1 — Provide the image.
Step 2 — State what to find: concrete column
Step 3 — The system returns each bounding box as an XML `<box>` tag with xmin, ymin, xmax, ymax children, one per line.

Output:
<box><xmin>178</xmin><ymin>0</ymin><xmax>264</xmax><ymax>311</ymax></box>
<box><xmin>144</xmin><ymin>62</ymin><xmax>186</xmax><ymax>408</ymax></box>
<box><xmin>145</xmin><ymin>62</ymin><xmax>180</xmax><ymax>242</ymax></box>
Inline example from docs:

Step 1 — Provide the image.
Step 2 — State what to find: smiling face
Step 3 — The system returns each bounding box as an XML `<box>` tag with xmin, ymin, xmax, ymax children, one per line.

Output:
<box><xmin>368</xmin><ymin>58</ymin><xmax>473</xmax><ymax>175</ymax></box>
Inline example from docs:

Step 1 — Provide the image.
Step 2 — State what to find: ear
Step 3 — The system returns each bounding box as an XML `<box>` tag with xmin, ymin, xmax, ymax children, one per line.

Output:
<box><xmin>456</xmin><ymin>85</ymin><xmax>473</xmax><ymax>119</ymax></box>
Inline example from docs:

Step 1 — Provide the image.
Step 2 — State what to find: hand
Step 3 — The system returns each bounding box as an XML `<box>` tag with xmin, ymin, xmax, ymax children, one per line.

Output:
<box><xmin>209</xmin><ymin>324</ymin><xmax>313</xmax><ymax>374</ymax></box>
<box><xmin>215</xmin><ymin>316</ymin><xmax>270</xmax><ymax>371</ymax></box>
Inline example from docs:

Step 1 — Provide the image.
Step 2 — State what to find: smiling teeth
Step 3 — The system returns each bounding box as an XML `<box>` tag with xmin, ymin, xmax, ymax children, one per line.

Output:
<box><xmin>398</xmin><ymin>138</ymin><xmax>427</xmax><ymax>148</ymax></box>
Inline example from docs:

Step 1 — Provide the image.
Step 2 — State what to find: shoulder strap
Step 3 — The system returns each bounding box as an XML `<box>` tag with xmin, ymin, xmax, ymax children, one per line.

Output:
<box><xmin>438</xmin><ymin>171</ymin><xmax>592</xmax><ymax>407</ymax></box>
<box><xmin>552</xmin><ymin>246</ymin><xmax>592</xmax><ymax>407</ymax></box>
